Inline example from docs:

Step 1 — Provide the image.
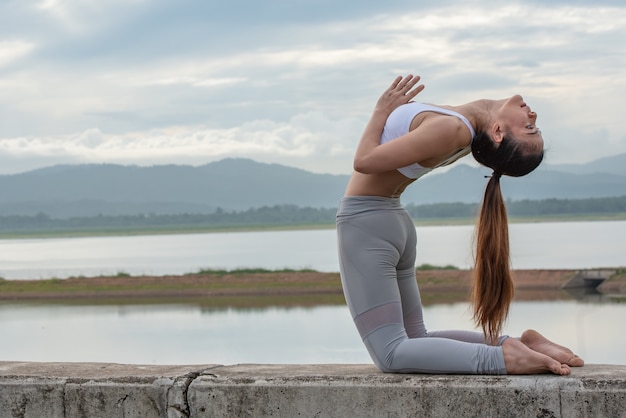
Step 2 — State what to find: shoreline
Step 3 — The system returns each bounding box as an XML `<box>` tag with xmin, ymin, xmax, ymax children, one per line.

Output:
<box><xmin>1</xmin><ymin>269</ymin><xmax>624</xmax><ymax>305</ymax></box>
<box><xmin>1</xmin><ymin>214</ymin><xmax>625</xmax><ymax>240</ymax></box>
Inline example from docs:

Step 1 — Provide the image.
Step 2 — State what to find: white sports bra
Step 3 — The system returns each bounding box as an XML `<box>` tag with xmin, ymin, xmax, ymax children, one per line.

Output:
<box><xmin>380</xmin><ymin>102</ymin><xmax>475</xmax><ymax>179</ymax></box>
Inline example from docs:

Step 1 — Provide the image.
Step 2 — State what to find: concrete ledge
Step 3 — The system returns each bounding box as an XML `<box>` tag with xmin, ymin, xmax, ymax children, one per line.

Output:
<box><xmin>1</xmin><ymin>362</ymin><xmax>625</xmax><ymax>417</ymax></box>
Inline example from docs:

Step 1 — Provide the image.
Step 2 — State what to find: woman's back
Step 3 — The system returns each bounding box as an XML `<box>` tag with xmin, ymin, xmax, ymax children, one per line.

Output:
<box><xmin>345</xmin><ymin>107</ymin><xmax>474</xmax><ymax>198</ymax></box>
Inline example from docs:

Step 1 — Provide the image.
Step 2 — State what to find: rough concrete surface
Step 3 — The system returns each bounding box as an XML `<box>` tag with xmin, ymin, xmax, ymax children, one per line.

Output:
<box><xmin>0</xmin><ymin>362</ymin><xmax>219</xmax><ymax>418</ymax></box>
<box><xmin>0</xmin><ymin>362</ymin><xmax>624</xmax><ymax>417</ymax></box>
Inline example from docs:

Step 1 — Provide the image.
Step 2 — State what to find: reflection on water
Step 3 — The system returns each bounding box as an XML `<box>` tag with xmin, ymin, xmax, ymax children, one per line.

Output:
<box><xmin>1</xmin><ymin>297</ymin><xmax>624</xmax><ymax>366</ymax></box>
<box><xmin>564</xmin><ymin>287</ymin><xmax>610</xmax><ymax>302</ymax></box>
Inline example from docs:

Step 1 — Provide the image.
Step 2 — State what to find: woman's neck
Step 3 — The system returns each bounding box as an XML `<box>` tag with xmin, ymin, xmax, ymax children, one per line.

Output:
<box><xmin>452</xmin><ymin>99</ymin><xmax>504</xmax><ymax>133</ymax></box>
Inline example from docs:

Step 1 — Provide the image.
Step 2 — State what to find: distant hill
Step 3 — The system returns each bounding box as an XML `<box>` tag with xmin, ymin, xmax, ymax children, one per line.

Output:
<box><xmin>403</xmin><ymin>161</ymin><xmax>626</xmax><ymax>205</ymax></box>
<box><xmin>1</xmin><ymin>154</ymin><xmax>625</xmax><ymax>218</ymax></box>
<box><xmin>545</xmin><ymin>153</ymin><xmax>626</xmax><ymax>176</ymax></box>
<box><xmin>0</xmin><ymin>159</ymin><xmax>348</xmax><ymax>217</ymax></box>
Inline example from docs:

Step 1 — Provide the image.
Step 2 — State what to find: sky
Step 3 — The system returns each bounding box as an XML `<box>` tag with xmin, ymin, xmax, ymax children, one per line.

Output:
<box><xmin>1</xmin><ymin>0</ymin><xmax>625</xmax><ymax>175</ymax></box>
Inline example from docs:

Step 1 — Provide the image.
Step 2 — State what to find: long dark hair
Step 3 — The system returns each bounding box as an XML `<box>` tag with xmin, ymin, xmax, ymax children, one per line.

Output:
<box><xmin>471</xmin><ymin>131</ymin><xmax>544</xmax><ymax>344</ymax></box>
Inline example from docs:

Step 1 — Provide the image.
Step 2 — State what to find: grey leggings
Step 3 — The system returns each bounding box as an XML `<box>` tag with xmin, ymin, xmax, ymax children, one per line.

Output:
<box><xmin>336</xmin><ymin>196</ymin><xmax>507</xmax><ymax>374</ymax></box>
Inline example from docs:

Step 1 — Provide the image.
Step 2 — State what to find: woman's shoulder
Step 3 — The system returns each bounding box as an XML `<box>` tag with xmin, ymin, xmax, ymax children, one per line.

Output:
<box><xmin>411</xmin><ymin>111</ymin><xmax>472</xmax><ymax>144</ymax></box>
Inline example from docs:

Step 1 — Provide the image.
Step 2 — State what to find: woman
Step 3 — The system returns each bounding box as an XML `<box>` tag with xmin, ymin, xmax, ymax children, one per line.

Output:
<box><xmin>336</xmin><ymin>74</ymin><xmax>583</xmax><ymax>375</ymax></box>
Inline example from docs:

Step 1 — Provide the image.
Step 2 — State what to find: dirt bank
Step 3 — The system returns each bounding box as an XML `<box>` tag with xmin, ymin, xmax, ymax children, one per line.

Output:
<box><xmin>1</xmin><ymin>269</ymin><xmax>624</xmax><ymax>304</ymax></box>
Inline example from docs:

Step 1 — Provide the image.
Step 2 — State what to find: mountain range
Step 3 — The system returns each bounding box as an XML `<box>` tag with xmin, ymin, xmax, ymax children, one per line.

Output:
<box><xmin>1</xmin><ymin>153</ymin><xmax>625</xmax><ymax>218</ymax></box>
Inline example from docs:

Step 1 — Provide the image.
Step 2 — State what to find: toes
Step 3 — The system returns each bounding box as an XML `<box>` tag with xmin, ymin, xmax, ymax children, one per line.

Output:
<box><xmin>549</xmin><ymin>360</ymin><xmax>571</xmax><ymax>376</ymax></box>
<box><xmin>568</xmin><ymin>355</ymin><xmax>584</xmax><ymax>367</ymax></box>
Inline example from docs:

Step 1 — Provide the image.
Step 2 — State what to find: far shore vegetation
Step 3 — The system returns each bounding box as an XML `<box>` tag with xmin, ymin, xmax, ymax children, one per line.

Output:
<box><xmin>2</xmin><ymin>267</ymin><xmax>624</xmax><ymax>308</ymax></box>
<box><xmin>0</xmin><ymin>195</ymin><xmax>625</xmax><ymax>239</ymax></box>
<box><xmin>0</xmin><ymin>265</ymin><xmax>454</xmax><ymax>284</ymax></box>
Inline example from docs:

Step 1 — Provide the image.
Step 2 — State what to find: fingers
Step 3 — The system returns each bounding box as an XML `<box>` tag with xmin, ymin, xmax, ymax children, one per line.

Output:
<box><xmin>375</xmin><ymin>73</ymin><xmax>425</xmax><ymax>114</ymax></box>
<box><xmin>406</xmin><ymin>83</ymin><xmax>425</xmax><ymax>100</ymax></box>
<box><xmin>388</xmin><ymin>75</ymin><xmax>404</xmax><ymax>90</ymax></box>
<box><xmin>390</xmin><ymin>74</ymin><xmax>424</xmax><ymax>100</ymax></box>
<box><xmin>400</xmin><ymin>74</ymin><xmax>419</xmax><ymax>90</ymax></box>
<box><xmin>389</xmin><ymin>74</ymin><xmax>418</xmax><ymax>90</ymax></box>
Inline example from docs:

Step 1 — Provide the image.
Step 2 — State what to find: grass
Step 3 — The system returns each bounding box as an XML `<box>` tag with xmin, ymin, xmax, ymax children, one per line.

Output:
<box><xmin>188</xmin><ymin>267</ymin><xmax>318</xmax><ymax>276</ymax></box>
<box><xmin>2</xmin><ymin>267</ymin><xmax>624</xmax><ymax>309</ymax></box>
<box><xmin>0</xmin><ymin>266</ymin><xmax>461</xmax><ymax>299</ymax></box>
<box><xmin>416</xmin><ymin>264</ymin><xmax>459</xmax><ymax>270</ymax></box>
<box><xmin>0</xmin><ymin>268</ymin><xmax>339</xmax><ymax>296</ymax></box>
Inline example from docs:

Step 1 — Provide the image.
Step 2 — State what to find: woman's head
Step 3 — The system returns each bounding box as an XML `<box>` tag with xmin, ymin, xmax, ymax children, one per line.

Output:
<box><xmin>471</xmin><ymin>131</ymin><xmax>544</xmax><ymax>177</ymax></box>
<box><xmin>472</xmin><ymin>94</ymin><xmax>544</xmax><ymax>176</ymax></box>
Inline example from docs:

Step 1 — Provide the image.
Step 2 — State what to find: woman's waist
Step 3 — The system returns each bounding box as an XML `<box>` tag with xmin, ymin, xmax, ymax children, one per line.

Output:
<box><xmin>344</xmin><ymin>171</ymin><xmax>416</xmax><ymax>198</ymax></box>
<box><xmin>337</xmin><ymin>195</ymin><xmax>406</xmax><ymax>218</ymax></box>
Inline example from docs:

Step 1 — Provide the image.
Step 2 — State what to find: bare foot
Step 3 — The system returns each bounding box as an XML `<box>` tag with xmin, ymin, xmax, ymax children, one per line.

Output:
<box><xmin>520</xmin><ymin>329</ymin><xmax>584</xmax><ymax>367</ymax></box>
<box><xmin>502</xmin><ymin>338</ymin><xmax>570</xmax><ymax>375</ymax></box>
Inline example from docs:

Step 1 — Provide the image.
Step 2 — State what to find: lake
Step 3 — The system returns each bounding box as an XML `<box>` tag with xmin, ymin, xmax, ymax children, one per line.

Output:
<box><xmin>1</xmin><ymin>298</ymin><xmax>624</xmax><ymax>366</ymax></box>
<box><xmin>0</xmin><ymin>220</ymin><xmax>624</xmax><ymax>366</ymax></box>
<box><xmin>1</xmin><ymin>220</ymin><xmax>625</xmax><ymax>280</ymax></box>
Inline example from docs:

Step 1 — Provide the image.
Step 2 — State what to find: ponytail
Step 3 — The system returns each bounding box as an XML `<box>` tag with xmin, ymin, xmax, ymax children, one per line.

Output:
<box><xmin>472</xmin><ymin>173</ymin><xmax>513</xmax><ymax>345</ymax></box>
<box><xmin>470</xmin><ymin>130</ymin><xmax>544</xmax><ymax>345</ymax></box>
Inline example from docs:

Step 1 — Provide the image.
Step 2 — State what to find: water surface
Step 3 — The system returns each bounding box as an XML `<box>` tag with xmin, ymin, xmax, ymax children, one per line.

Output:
<box><xmin>2</xmin><ymin>299</ymin><xmax>623</xmax><ymax>366</ymax></box>
<box><xmin>1</xmin><ymin>220</ymin><xmax>625</xmax><ymax>279</ymax></box>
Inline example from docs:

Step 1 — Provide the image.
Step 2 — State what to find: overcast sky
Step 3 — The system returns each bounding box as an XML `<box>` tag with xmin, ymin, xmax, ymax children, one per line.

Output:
<box><xmin>1</xmin><ymin>0</ymin><xmax>625</xmax><ymax>175</ymax></box>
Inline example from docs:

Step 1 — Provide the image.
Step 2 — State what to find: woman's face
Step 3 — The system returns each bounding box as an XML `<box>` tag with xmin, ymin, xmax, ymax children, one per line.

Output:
<box><xmin>498</xmin><ymin>94</ymin><xmax>543</xmax><ymax>148</ymax></box>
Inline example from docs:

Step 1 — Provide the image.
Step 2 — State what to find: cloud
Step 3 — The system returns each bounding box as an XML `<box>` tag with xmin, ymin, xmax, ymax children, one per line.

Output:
<box><xmin>0</xmin><ymin>111</ymin><xmax>362</xmax><ymax>174</ymax></box>
<box><xmin>0</xmin><ymin>1</ymin><xmax>625</xmax><ymax>174</ymax></box>
<box><xmin>0</xmin><ymin>40</ymin><xmax>36</xmax><ymax>68</ymax></box>
<box><xmin>34</xmin><ymin>0</ymin><xmax>147</xmax><ymax>34</ymax></box>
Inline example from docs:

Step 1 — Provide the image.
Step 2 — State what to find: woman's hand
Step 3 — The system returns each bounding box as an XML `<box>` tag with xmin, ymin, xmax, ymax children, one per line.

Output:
<box><xmin>353</xmin><ymin>74</ymin><xmax>424</xmax><ymax>174</ymax></box>
<box><xmin>375</xmin><ymin>74</ymin><xmax>424</xmax><ymax>115</ymax></box>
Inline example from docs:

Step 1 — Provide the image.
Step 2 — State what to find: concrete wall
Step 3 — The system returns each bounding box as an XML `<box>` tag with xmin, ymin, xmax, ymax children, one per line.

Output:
<box><xmin>0</xmin><ymin>362</ymin><xmax>624</xmax><ymax>417</ymax></box>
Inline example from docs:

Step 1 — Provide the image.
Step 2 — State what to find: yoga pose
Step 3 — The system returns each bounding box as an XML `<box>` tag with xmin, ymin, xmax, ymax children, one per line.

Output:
<box><xmin>336</xmin><ymin>74</ymin><xmax>584</xmax><ymax>375</ymax></box>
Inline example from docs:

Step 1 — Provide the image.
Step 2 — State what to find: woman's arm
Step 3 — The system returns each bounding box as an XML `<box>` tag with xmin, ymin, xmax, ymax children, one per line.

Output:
<box><xmin>353</xmin><ymin>75</ymin><xmax>470</xmax><ymax>174</ymax></box>
<box><xmin>353</xmin><ymin>74</ymin><xmax>424</xmax><ymax>173</ymax></box>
